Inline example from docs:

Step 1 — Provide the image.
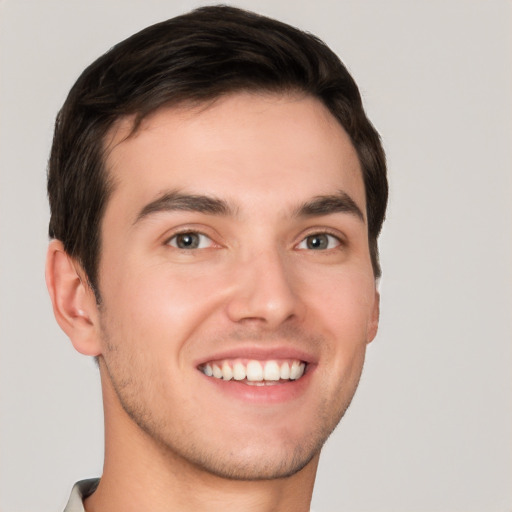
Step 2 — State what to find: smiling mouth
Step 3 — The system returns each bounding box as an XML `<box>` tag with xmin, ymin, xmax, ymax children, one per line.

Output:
<box><xmin>199</xmin><ymin>359</ymin><xmax>306</xmax><ymax>385</ymax></box>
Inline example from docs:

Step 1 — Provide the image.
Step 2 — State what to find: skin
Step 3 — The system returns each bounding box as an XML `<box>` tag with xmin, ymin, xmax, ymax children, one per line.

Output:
<box><xmin>46</xmin><ymin>92</ymin><xmax>379</xmax><ymax>512</ymax></box>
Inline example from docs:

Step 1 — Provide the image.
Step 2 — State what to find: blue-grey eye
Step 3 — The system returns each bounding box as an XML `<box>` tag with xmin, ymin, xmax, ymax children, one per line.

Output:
<box><xmin>297</xmin><ymin>233</ymin><xmax>340</xmax><ymax>250</ymax></box>
<box><xmin>168</xmin><ymin>232</ymin><xmax>212</xmax><ymax>249</ymax></box>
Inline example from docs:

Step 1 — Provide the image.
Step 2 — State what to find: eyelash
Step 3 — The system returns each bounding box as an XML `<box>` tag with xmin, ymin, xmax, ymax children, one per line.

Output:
<box><xmin>295</xmin><ymin>231</ymin><xmax>344</xmax><ymax>251</ymax></box>
<box><xmin>166</xmin><ymin>230</ymin><xmax>214</xmax><ymax>250</ymax></box>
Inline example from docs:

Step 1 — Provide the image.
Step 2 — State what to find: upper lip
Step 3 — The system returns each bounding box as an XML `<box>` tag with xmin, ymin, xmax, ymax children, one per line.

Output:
<box><xmin>194</xmin><ymin>345</ymin><xmax>317</xmax><ymax>367</ymax></box>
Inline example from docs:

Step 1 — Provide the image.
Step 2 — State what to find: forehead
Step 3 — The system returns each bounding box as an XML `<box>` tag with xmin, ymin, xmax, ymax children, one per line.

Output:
<box><xmin>103</xmin><ymin>92</ymin><xmax>365</xmax><ymax>219</ymax></box>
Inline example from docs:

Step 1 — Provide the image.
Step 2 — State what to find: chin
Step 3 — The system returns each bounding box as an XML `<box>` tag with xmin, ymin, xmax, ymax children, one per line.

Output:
<box><xmin>154</xmin><ymin>414</ymin><xmax>339</xmax><ymax>482</ymax></box>
<box><xmin>179</xmin><ymin>438</ymin><xmax>322</xmax><ymax>481</ymax></box>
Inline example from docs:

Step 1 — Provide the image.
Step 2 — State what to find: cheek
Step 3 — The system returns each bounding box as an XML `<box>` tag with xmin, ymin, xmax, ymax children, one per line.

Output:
<box><xmin>302</xmin><ymin>268</ymin><xmax>375</xmax><ymax>385</ymax></box>
<box><xmin>99</xmin><ymin>261</ymin><xmax>227</xmax><ymax>352</ymax></box>
<box><xmin>302</xmin><ymin>267</ymin><xmax>376</xmax><ymax>339</ymax></box>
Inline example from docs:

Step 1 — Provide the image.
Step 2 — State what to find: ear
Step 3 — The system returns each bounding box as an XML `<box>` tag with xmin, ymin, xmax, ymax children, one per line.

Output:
<box><xmin>45</xmin><ymin>240</ymin><xmax>102</xmax><ymax>356</ymax></box>
<box><xmin>366</xmin><ymin>289</ymin><xmax>380</xmax><ymax>344</ymax></box>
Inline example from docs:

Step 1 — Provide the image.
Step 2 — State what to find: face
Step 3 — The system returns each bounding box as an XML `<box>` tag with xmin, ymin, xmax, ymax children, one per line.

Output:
<box><xmin>96</xmin><ymin>92</ymin><xmax>379</xmax><ymax>480</ymax></box>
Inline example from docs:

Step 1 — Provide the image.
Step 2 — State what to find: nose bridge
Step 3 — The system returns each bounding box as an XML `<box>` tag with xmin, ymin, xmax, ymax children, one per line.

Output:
<box><xmin>226</xmin><ymin>242</ymin><xmax>302</xmax><ymax>327</ymax></box>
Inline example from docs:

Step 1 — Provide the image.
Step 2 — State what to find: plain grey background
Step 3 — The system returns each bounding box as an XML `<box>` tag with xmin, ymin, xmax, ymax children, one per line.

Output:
<box><xmin>1</xmin><ymin>1</ymin><xmax>511</xmax><ymax>511</ymax></box>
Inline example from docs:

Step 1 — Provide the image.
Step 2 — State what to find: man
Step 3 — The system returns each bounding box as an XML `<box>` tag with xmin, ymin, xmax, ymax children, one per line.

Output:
<box><xmin>45</xmin><ymin>5</ymin><xmax>387</xmax><ymax>511</ymax></box>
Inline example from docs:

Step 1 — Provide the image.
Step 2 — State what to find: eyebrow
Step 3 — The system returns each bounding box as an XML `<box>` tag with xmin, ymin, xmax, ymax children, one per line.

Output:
<box><xmin>295</xmin><ymin>191</ymin><xmax>365</xmax><ymax>222</ymax></box>
<box><xmin>134</xmin><ymin>189</ymin><xmax>364</xmax><ymax>225</ymax></box>
<box><xmin>134</xmin><ymin>190</ymin><xmax>234</xmax><ymax>224</ymax></box>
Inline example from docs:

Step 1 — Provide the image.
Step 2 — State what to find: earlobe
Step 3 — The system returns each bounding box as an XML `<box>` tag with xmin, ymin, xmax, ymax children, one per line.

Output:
<box><xmin>367</xmin><ymin>290</ymin><xmax>380</xmax><ymax>343</ymax></box>
<box><xmin>45</xmin><ymin>240</ymin><xmax>102</xmax><ymax>356</ymax></box>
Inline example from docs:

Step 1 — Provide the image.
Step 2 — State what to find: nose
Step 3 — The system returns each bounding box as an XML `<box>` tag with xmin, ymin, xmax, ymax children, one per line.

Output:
<box><xmin>225</xmin><ymin>248</ymin><xmax>304</xmax><ymax>328</ymax></box>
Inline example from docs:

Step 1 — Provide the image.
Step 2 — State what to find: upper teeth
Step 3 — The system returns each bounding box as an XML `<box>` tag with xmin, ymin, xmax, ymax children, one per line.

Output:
<box><xmin>201</xmin><ymin>359</ymin><xmax>305</xmax><ymax>382</ymax></box>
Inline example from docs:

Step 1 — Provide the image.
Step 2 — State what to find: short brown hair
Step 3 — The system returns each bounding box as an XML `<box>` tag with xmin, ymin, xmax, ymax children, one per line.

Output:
<box><xmin>48</xmin><ymin>5</ymin><xmax>387</xmax><ymax>299</ymax></box>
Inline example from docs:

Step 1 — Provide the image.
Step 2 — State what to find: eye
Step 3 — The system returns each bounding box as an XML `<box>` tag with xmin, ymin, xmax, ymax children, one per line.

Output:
<box><xmin>167</xmin><ymin>232</ymin><xmax>213</xmax><ymax>249</ymax></box>
<box><xmin>297</xmin><ymin>233</ymin><xmax>341</xmax><ymax>250</ymax></box>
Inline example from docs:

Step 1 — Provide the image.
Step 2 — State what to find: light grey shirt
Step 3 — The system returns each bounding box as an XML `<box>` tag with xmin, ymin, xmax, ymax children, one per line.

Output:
<box><xmin>63</xmin><ymin>479</ymin><xmax>99</xmax><ymax>512</ymax></box>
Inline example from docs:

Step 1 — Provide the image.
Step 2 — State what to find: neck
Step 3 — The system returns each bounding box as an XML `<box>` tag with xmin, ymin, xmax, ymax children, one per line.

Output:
<box><xmin>85</xmin><ymin>371</ymin><xmax>318</xmax><ymax>512</ymax></box>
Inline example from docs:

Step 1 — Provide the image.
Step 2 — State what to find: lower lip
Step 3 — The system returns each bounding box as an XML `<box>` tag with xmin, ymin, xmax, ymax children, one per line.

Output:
<box><xmin>200</xmin><ymin>365</ymin><xmax>315</xmax><ymax>404</ymax></box>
